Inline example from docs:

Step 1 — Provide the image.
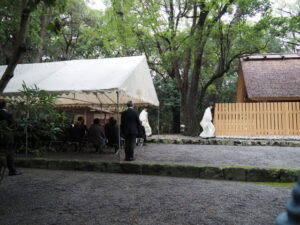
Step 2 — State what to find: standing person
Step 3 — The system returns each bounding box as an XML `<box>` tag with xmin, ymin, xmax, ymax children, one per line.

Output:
<box><xmin>199</xmin><ymin>102</ymin><xmax>215</xmax><ymax>138</ymax></box>
<box><xmin>0</xmin><ymin>99</ymin><xmax>22</xmax><ymax>176</ymax></box>
<box><xmin>104</xmin><ymin>117</ymin><xmax>119</xmax><ymax>152</ymax></box>
<box><xmin>121</xmin><ymin>101</ymin><xmax>142</xmax><ymax>161</ymax></box>
<box><xmin>139</xmin><ymin>107</ymin><xmax>152</xmax><ymax>146</ymax></box>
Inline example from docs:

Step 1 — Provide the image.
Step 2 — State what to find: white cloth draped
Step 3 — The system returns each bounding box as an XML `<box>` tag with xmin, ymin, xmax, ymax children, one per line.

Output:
<box><xmin>139</xmin><ymin>109</ymin><xmax>152</xmax><ymax>136</ymax></box>
<box><xmin>199</xmin><ymin>107</ymin><xmax>215</xmax><ymax>138</ymax></box>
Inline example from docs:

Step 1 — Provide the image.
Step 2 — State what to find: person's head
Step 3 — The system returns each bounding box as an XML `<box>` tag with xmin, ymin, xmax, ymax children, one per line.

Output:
<box><xmin>127</xmin><ymin>100</ymin><xmax>134</xmax><ymax>108</ymax></box>
<box><xmin>0</xmin><ymin>99</ymin><xmax>6</xmax><ymax>109</ymax></box>
<box><xmin>143</xmin><ymin>107</ymin><xmax>148</xmax><ymax>112</ymax></box>
<box><xmin>93</xmin><ymin>118</ymin><xmax>100</xmax><ymax>124</ymax></box>
<box><xmin>208</xmin><ymin>101</ymin><xmax>215</xmax><ymax>109</ymax></box>
<box><xmin>77</xmin><ymin>116</ymin><xmax>84</xmax><ymax>124</ymax></box>
<box><xmin>109</xmin><ymin>117</ymin><xmax>117</xmax><ymax>125</ymax></box>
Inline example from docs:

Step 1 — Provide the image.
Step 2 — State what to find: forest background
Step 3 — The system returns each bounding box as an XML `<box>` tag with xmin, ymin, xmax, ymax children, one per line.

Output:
<box><xmin>0</xmin><ymin>0</ymin><xmax>299</xmax><ymax>135</ymax></box>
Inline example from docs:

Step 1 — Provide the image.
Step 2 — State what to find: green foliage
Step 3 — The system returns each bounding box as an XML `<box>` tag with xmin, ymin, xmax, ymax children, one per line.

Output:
<box><xmin>150</xmin><ymin>77</ymin><xmax>180</xmax><ymax>134</ymax></box>
<box><xmin>7</xmin><ymin>83</ymin><xmax>69</xmax><ymax>155</ymax></box>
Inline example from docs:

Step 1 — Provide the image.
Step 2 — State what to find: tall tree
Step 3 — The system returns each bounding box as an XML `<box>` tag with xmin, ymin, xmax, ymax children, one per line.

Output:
<box><xmin>0</xmin><ymin>0</ymin><xmax>66</xmax><ymax>93</ymax></box>
<box><xmin>109</xmin><ymin>0</ymin><xmax>278</xmax><ymax>135</ymax></box>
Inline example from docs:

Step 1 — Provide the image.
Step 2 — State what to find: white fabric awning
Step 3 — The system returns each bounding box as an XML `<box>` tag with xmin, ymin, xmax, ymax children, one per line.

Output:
<box><xmin>1</xmin><ymin>55</ymin><xmax>159</xmax><ymax>106</ymax></box>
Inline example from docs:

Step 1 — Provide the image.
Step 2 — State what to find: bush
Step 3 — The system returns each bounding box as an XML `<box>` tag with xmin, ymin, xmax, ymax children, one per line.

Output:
<box><xmin>7</xmin><ymin>83</ymin><xmax>70</xmax><ymax>155</ymax></box>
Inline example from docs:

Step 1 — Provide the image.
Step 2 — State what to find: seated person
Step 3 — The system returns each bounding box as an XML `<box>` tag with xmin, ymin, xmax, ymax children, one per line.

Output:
<box><xmin>68</xmin><ymin>117</ymin><xmax>88</xmax><ymax>143</ymax></box>
<box><xmin>104</xmin><ymin>117</ymin><xmax>119</xmax><ymax>152</ymax></box>
<box><xmin>88</xmin><ymin>118</ymin><xmax>106</xmax><ymax>153</ymax></box>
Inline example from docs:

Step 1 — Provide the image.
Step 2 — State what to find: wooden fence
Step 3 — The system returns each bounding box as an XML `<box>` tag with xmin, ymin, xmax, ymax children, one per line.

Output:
<box><xmin>214</xmin><ymin>102</ymin><xmax>300</xmax><ymax>136</ymax></box>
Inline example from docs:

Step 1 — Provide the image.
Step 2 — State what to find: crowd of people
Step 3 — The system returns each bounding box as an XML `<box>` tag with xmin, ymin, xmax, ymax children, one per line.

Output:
<box><xmin>63</xmin><ymin>104</ymin><xmax>152</xmax><ymax>156</ymax></box>
<box><xmin>1</xmin><ymin>97</ymin><xmax>214</xmax><ymax>174</ymax></box>
<box><xmin>64</xmin><ymin>116</ymin><xmax>119</xmax><ymax>153</ymax></box>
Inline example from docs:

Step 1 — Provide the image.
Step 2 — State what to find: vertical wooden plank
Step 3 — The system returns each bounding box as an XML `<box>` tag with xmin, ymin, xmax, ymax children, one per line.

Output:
<box><xmin>229</xmin><ymin>103</ymin><xmax>233</xmax><ymax>136</ymax></box>
<box><xmin>239</xmin><ymin>103</ymin><xmax>243</xmax><ymax>136</ymax></box>
<box><xmin>290</xmin><ymin>102</ymin><xmax>294</xmax><ymax>136</ymax></box>
<box><xmin>264</xmin><ymin>102</ymin><xmax>268</xmax><ymax>136</ymax></box>
<box><xmin>293</xmin><ymin>102</ymin><xmax>297</xmax><ymax>136</ymax></box>
<box><xmin>296</xmin><ymin>102</ymin><xmax>300</xmax><ymax>136</ymax></box>
<box><xmin>250</xmin><ymin>103</ymin><xmax>254</xmax><ymax>136</ymax></box>
<box><xmin>253</xmin><ymin>103</ymin><xmax>257</xmax><ymax>136</ymax></box>
<box><xmin>274</xmin><ymin>102</ymin><xmax>278</xmax><ymax>136</ymax></box>
<box><xmin>218</xmin><ymin>103</ymin><xmax>223</xmax><ymax>136</ymax></box>
<box><xmin>268</xmin><ymin>102</ymin><xmax>275</xmax><ymax>135</ymax></box>
<box><xmin>256</xmin><ymin>103</ymin><xmax>260</xmax><ymax>136</ymax></box>
<box><xmin>278</xmin><ymin>102</ymin><xmax>282</xmax><ymax>136</ymax></box>
<box><xmin>214</xmin><ymin>103</ymin><xmax>219</xmax><ymax>136</ymax></box>
<box><xmin>288</xmin><ymin>102</ymin><xmax>292</xmax><ymax>136</ymax></box>
<box><xmin>235</xmin><ymin>103</ymin><xmax>239</xmax><ymax>136</ymax></box>
<box><xmin>224</xmin><ymin>103</ymin><xmax>227</xmax><ymax>136</ymax></box>
<box><xmin>283</xmin><ymin>102</ymin><xmax>289</xmax><ymax>136</ymax></box>
<box><xmin>266</xmin><ymin>103</ymin><xmax>270</xmax><ymax>135</ymax></box>
<box><xmin>246</xmin><ymin>103</ymin><xmax>250</xmax><ymax>136</ymax></box>
<box><xmin>297</xmin><ymin>102</ymin><xmax>300</xmax><ymax>136</ymax></box>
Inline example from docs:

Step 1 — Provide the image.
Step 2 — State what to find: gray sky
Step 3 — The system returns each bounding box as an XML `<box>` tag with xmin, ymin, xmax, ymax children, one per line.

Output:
<box><xmin>85</xmin><ymin>0</ymin><xmax>298</xmax><ymax>11</ymax></box>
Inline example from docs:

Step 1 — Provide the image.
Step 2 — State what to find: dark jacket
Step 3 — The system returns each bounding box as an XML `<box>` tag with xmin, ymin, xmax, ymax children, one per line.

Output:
<box><xmin>88</xmin><ymin>124</ymin><xmax>105</xmax><ymax>144</ymax></box>
<box><xmin>121</xmin><ymin>108</ymin><xmax>142</xmax><ymax>136</ymax></box>
<box><xmin>0</xmin><ymin>109</ymin><xmax>15</xmax><ymax>148</ymax></box>
<box><xmin>0</xmin><ymin>109</ymin><xmax>15</xmax><ymax>128</ymax></box>
<box><xmin>105</xmin><ymin>120</ymin><xmax>119</xmax><ymax>146</ymax></box>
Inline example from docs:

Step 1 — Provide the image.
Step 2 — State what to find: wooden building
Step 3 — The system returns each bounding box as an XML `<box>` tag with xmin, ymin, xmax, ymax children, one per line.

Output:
<box><xmin>236</xmin><ymin>54</ymin><xmax>300</xmax><ymax>102</ymax></box>
<box><xmin>214</xmin><ymin>54</ymin><xmax>300</xmax><ymax>136</ymax></box>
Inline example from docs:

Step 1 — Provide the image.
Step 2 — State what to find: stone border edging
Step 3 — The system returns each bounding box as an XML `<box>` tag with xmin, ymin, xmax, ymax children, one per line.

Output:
<box><xmin>148</xmin><ymin>137</ymin><xmax>300</xmax><ymax>147</ymax></box>
<box><xmin>3</xmin><ymin>157</ymin><xmax>300</xmax><ymax>183</ymax></box>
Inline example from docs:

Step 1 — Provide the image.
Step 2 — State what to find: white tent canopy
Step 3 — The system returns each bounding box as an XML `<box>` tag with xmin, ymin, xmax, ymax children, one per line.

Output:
<box><xmin>1</xmin><ymin>55</ymin><xmax>159</xmax><ymax>107</ymax></box>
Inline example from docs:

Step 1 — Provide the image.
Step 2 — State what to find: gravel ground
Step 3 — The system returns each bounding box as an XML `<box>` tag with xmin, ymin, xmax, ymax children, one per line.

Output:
<box><xmin>135</xmin><ymin>144</ymin><xmax>300</xmax><ymax>168</ymax></box>
<box><xmin>152</xmin><ymin>134</ymin><xmax>300</xmax><ymax>140</ymax></box>
<box><xmin>41</xmin><ymin>144</ymin><xmax>300</xmax><ymax>168</ymax></box>
<box><xmin>0</xmin><ymin>169</ymin><xmax>291</xmax><ymax>225</ymax></box>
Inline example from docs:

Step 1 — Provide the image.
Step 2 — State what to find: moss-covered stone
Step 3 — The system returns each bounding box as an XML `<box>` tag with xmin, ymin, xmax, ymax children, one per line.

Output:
<box><xmin>105</xmin><ymin>162</ymin><xmax>122</xmax><ymax>173</ymax></box>
<box><xmin>165</xmin><ymin>164</ymin><xmax>199</xmax><ymax>178</ymax></box>
<box><xmin>94</xmin><ymin>161</ymin><xmax>109</xmax><ymax>172</ymax></box>
<box><xmin>59</xmin><ymin>160</ymin><xmax>78</xmax><ymax>170</ymax></box>
<box><xmin>30</xmin><ymin>158</ymin><xmax>48</xmax><ymax>169</ymax></box>
<box><xmin>75</xmin><ymin>161</ymin><xmax>95</xmax><ymax>171</ymax></box>
<box><xmin>246</xmin><ymin>168</ymin><xmax>280</xmax><ymax>182</ymax></box>
<box><xmin>47</xmin><ymin>160</ymin><xmax>61</xmax><ymax>170</ymax></box>
<box><xmin>199</xmin><ymin>166</ymin><xmax>223</xmax><ymax>180</ymax></box>
<box><xmin>223</xmin><ymin>167</ymin><xmax>246</xmax><ymax>181</ymax></box>
<box><xmin>15</xmin><ymin>158</ymin><xmax>31</xmax><ymax>168</ymax></box>
<box><xmin>120</xmin><ymin>162</ymin><xmax>142</xmax><ymax>174</ymax></box>
<box><xmin>279</xmin><ymin>169</ymin><xmax>300</xmax><ymax>182</ymax></box>
<box><xmin>141</xmin><ymin>163</ymin><xmax>167</xmax><ymax>176</ymax></box>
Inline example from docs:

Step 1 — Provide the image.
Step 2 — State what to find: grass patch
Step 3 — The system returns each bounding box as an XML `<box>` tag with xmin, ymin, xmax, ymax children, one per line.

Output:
<box><xmin>250</xmin><ymin>182</ymin><xmax>294</xmax><ymax>188</ymax></box>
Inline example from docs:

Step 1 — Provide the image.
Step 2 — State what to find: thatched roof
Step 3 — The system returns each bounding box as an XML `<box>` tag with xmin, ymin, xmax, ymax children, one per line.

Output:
<box><xmin>240</xmin><ymin>54</ymin><xmax>300</xmax><ymax>99</ymax></box>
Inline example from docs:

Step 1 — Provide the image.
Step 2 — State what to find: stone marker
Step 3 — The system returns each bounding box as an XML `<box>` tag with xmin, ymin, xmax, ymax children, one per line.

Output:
<box><xmin>276</xmin><ymin>176</ymin><xmax>300</xmax><ymax>225</ymax></box>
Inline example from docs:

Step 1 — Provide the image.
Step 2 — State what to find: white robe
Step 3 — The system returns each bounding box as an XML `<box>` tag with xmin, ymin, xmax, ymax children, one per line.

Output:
<box><xmin>199</xmin><ymin>107</ymin><xmax>215</xmax><ymax>138</ymax></box>
<box><xmin>139</xmin><ymin>110</ymin><xmax>152</xmax><ymax>136</ymax></box>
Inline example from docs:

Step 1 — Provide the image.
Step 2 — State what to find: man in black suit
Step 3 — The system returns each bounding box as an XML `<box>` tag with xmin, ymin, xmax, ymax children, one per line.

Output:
<box><xmin>121</xmin><ymin>101</ymin><xmax>142</xmax><ymax>161</ymax></box>
<box><xmin>0</xmin><ymin>99</ymin><xmax>21</xmax><ymax>176</ymax></box>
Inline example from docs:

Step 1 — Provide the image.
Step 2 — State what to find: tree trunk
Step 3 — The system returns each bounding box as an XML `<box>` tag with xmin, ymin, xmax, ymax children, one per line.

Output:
<box><xmin>171</xmin><ymin>106</ymin><xmax>180</xmax><ymax>133</ymax></box>
<box><xmin>34</xmin><ymin>7</ymin><xmax>51</xmax><ymax>62</ymax></box>
<box><xmin>0</xmin><ymin>7</ymin><xmax>31</xmax><ymax>93</ymax></box>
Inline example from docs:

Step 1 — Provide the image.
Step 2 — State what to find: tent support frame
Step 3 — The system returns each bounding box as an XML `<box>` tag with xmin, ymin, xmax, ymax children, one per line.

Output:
<box><xmin>116</xmin><ymin>91</ymin><xmax>121</xmax><ymax>161</ymax></box>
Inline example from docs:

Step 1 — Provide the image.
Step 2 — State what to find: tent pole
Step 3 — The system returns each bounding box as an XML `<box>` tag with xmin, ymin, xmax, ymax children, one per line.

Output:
<box><xmin>157</xmin><ymin>106</ymin><xmax>160</xmax><ymax>136</ymax></box>
<box><xmin>117</xmin><ymin>91</ymin><xmax>121</xmax><ymax>161</ymax></box>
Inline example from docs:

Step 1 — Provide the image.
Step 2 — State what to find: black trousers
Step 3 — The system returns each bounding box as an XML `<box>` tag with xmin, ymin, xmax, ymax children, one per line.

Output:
<box><xmin>124</xmin><ymin>134</ymin><xmax>137</xmax><ymax>159</ymax></box>
<box><xmin>1</xmin><ymin>136</ymin><xmax>16</xmax><ymax>173</ymax></box>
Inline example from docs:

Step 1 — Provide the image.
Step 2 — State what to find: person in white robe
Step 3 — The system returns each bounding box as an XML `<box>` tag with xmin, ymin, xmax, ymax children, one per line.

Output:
<box><xmin>139</xmin><ymin>108</ymin><xmax>152</xmax><ymax>137</ymax></box>
<box><xmin>199</xmin><ymin>102</ymin><xmax>215</xmax><ymax>138</ymax></box>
